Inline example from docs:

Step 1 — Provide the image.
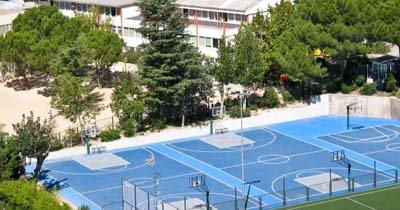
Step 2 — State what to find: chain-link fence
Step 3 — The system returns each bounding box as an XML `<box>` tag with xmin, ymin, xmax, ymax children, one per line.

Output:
<box><xmin>115</xmin><ymin>168</ymin><xmax>398</xmax><ymax>210</ymax></box>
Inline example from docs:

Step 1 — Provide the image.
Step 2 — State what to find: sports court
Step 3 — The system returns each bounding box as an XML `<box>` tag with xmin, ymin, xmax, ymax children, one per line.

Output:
<box><xmin>39</xmin><ymin>115</ymin><xmax>400</xmax><ymax>210</ymax></box>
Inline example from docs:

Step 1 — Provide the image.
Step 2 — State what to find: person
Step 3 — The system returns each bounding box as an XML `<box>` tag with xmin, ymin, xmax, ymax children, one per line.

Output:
<box><xmin>48</xmin><ymin>109</ymin><xmax>53</xmax><ymax>121</ymax></box>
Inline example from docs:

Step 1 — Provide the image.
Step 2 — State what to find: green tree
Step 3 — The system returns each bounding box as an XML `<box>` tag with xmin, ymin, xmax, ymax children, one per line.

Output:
<box><xmin>50</xmin><ymin>46</ymin><xmax>88</xmax><ymax>77</ymax></box>
<box><xmin>0</xmin><ymin>180</ymin><xmax>71</xmax><ymax>210</ymax></box>
<box><xmin>111</xmin><ymin>72</ymin><xmax>145</xmax><ymax>136</ymax></box>
<box><xmin>12</xmin><ymin>112</ymin><xmax>55</xmax><ymax>178</ymax></box>
<box><xmin>77</xmin><ymin>30</ymin><xmax>123</xmax><ymax>87</ymax></box>
<box><xmin>0</xmin><ymin>125</ymin><xmax>24</xmax><ymax>181</ymax></box>
<box><xmin>232</xmin><ymin>26</ymin><xmax>267</xmax><ymax>87</ymax></box>
<box><xmin>213</xmin><ymin>38</ymin><xmax>236</xmax><ymax>117</ymax></box>
<box><xmin>50</xmin><ymin>73</ymin><xmax>103</xmax><ymax>139</ymax></box>
<box><xmin>2</xmin><ymin>31</ymin><xmax>39</xmax><ymax>83</ymax></box>
<box><xmin>137</xmin><ymin>0</ymin><xmax>212</xmax><ymax>128</ymax></box>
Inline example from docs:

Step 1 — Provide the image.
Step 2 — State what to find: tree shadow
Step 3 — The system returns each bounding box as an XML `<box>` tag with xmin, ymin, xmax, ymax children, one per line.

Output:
<box><xmin>5</xmin><ymin>73</ymin><xmax>50</xmax><ymax>91</ymax></box>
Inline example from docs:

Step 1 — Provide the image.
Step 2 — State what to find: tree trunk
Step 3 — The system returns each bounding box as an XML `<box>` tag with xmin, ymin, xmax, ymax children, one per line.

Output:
<box><xmin>77</xmin><ymin>114</ymin><xmax>84</xmax><ymax>144</ymax></box>
<box><xmin>181</xmin><ymin>112</ymin><xmax>185</xmax><ymax>128</ymax></box>
<box><xmin>219</xmin><ymin>84</ymin><xmax>225</xmax><ymax>118</ymax></box>
<box><xmin>96</xmin><ymin>68</ymin><xmax>102</xmax><ymax>88</ymax></box>
<box><xmin>33</xmin><ymin>154</ymin><xmax>47</xmax><ymax>178</ymax></box>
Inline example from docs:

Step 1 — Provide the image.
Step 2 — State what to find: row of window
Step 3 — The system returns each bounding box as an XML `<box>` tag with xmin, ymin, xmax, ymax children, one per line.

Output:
<box><xmin>0</xmin><ymin>24</ymin><xmax>12</xmax><ymax>36</ymax></box>
<box><xmin>189</xmin><ymin>36</ymin><xmax>220</xmax><ymax>49</ymax></box>
<box><xmin>123</xmin><ymin>27</ymin><xmax>143</xmax><ymax>39</ymax></box>
<box><xmin>53</xmin><ymin>1</ymin><xmax>120</xmax><ymax>16</ymax></box>
<box><xmin>182</xmin><ymin>9</ymin><xmax>247</xmax><ymax>23</ymax></box>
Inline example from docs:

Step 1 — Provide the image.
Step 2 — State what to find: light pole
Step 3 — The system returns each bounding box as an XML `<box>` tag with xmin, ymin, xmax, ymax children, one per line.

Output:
<box><xmin>239</xmin><ymin>89</ymin><xmax>245</xmax><ymax>209</ymax></box>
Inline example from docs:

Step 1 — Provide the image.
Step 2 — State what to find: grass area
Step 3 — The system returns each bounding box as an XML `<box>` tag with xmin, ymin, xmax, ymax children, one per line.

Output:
<box><xmin>282</xmin><ymin>184</ymin><xmax>400</xmax><ymax>210</ymax></box>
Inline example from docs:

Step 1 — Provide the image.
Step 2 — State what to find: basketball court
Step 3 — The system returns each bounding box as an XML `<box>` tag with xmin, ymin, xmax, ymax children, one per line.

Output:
<box><xmin>36</xmin><ymin>115</ymin><xmax>400</xmax><ymax>210</ymax></box>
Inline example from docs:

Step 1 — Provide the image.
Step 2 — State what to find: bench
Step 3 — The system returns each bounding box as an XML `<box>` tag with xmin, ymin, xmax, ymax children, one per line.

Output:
<box><xmin>215</xmin><ymin>127</ymin><xmax>229</xmax><ymax>134</ymax></box>
<box><xmin>91</xmin><ymin>145</ymin><xmax>107</xmax><ymax>154</ymax></box>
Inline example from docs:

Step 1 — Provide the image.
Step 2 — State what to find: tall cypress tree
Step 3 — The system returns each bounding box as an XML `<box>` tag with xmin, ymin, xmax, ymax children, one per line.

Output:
<box><xmin>137</xmin><ymin>0</ymin><xmax>212</xmax><ymax>128</ymax></box>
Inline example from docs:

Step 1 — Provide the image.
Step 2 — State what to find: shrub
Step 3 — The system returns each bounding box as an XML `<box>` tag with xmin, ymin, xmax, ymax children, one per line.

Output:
<box><xmin>62</xmin><ymin>127</ymin><xmax>82</xmax><ymax>147</ymax></box>
<box><xmin>259</xmin><ymin>88</ymin><xmax>280</xmax><ymax>108</ymax></box>
<box><xmin>78</xmin><ymin>205</ymin><xmax>90</xmax><ymax>210</ymax></box>
<box><xmin>340</xmin><ymin>83</ymin><xmax>356</xmax><ymax>94</ymax></box>
<box><xmin>0</xmin><ymin>180</ymin><xmax>71</xmax><ymax>210</ymax></box>
<box><xmin>354</xmin><ymin>75</ymin><xmax>366</xmax><ymax>87</ymax></box>
<box><xmin>119</xmin><ymin>118</ymin><xmax>139</xmax><ymax>137</ymax></box>
<box><xmin>124</xmin><ymin>49</ymin><xmax>142</xmax><ymax>64</ymax></box>
<box><xmin>384</xmin><ymin>73</ymin><xmax>397</xmax><ymax>92</ymax></box>
<box><xmin>227</xmin><ymin>105</ymin><xmax>250</xmax><ymax>118</ymax></box>
<box><xmin>248</xmin><ymin>104</ymin><xmax>258</xmax><ymax>111</ymax></box>
<box><xmin>360</xmin><ymin>83</ymin><xmax>376</xmax><ymax>95</ymax></box>
<box><xmin>282</xmin><ymin>91</ymin><xmax>295</xmax><ymax>104</ymax></box>
<box><xmin>99</xmin><ymin>129</ymin><xmax>121</xmax><ymax>142</ymax></box>
<box><xmin>326</xmin><ymin>78</ymin><xmax>341</xmax><ymax>93</ymax></box>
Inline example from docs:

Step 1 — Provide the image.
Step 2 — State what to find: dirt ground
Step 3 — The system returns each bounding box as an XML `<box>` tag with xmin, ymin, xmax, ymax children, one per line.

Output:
<box><xmin>0</xmin><ymin>81</ymin><xmax>114</xmax><ymax>134</ymax></box>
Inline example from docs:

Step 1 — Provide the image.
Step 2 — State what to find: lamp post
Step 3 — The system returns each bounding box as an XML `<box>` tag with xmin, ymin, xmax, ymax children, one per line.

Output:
<box><xmin>239</xmin><ymin>89</ymin><xmax>245</xmax><ymax>209</ymax></box>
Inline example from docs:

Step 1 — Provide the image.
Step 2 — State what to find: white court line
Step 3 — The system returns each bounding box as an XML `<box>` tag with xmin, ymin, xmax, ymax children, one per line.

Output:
<box><xmin>346</xmin><ymin>197</ymin><xmax>377</xmax><ymax>210</ymax></box>
<box><xmin>285</xmin><ymin>184</ymin><xmax>400</xmax><ymax>210</ymax></box>
<box><xmin>220</xmin><ymin>149</ymin><xmax>325</xmax><ymax>170</ymax></box>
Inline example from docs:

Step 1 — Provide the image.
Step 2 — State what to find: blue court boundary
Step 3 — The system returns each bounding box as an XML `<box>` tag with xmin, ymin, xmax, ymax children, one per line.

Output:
<box><xmin>266</xmin><ymin>127</ymin><xmax>397</xmax><ymax>173</ymax></box>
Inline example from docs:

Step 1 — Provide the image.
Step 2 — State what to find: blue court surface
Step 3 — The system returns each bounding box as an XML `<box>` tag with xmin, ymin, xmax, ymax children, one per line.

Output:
<box><xmin>38</xmin><ymin>115</ymin><xmax>400</xmax><ymax>210</ymax></box>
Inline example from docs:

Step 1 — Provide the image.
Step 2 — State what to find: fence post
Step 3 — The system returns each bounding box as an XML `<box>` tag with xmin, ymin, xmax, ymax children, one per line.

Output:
<box><xmin>184</xmin><ymin>196</ymin><xmax>187</xmax><ymax>210</ymax></box>
<box><xmin>329</xmin><ymin>169</ymin><xmax>332</xmax><ymax>196</ymax></box>
<box><xmin>121</xmin><ymin>179</ymin><xmax>124</xmax><ymax>210</ymax></box>
<box><xmin>147</xmin><ymin>192</ymin><xmax>150</xmax><ymax>210</ymax></box>
<box><xmin>134</xmin><ymin>185</ymin><xmax>137</xmax><ymax>208</ymax></box>
<box><xmin>283</xmin><ymin>177</ymin><xmax>286</xmax><ymax>206</ymax></box>
<box><xmin>306</xmin><ymin>187</ymin><xmax>309</xmax><ymax>201</ymax></box>
<box><xmin>258</xmin><ymin>196</ymin><xmax>263</xmax><ymax>210</ymax></box>
<box><xmin>234</xmin><ymin>187</ymin><xmax>237</xmax><ymax>210</ymax></box>
<box><xmin>112</xmin><ymin>115</ymin><xmax>114</xmax><ymax>130</ymax></box>
<box><xmin>374</xmin><ymin>161</ymin><xmax>377</xmax><ymax>188</ymax></box>
<box><xmin>352</xmin><ymin>178</ymin><xmax>355</xmax><ymax>192</ymax></box>
<box><xmin>162</xmin><ymin>202</ymin><xmax>164</xmax><ymax>210</ymax></box>
<box><xmin>396</xmin><ymin>169</ymin><xmax>398</xmax><ymax>183</ymax></box>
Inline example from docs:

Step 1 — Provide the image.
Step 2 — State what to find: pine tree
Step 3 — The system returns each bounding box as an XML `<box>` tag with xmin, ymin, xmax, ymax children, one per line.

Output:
<box><xmin>137</xmin><ymin>0</ymin><xmax>212</xmax><ymax>128</ymax></box>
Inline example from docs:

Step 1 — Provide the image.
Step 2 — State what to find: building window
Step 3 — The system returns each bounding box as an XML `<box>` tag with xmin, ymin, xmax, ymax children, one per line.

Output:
<box><xmin>228</xmin><ymin>13</ymin><xmax>234</xmax><ymax>21</ymax></box>
<box><xmin>60</xmin><ymin>1</ymin><xmax>65</xmax><ymax>10</ymax></box>
<box><xmin>235</xmin><ymin>14</ymin><xmax>242</xmax><ymax>22</ymax></box>
<box><xmin>189</xmin><ymin>9</ymin><xmax>195</xmax><ymax>17</ymax></box>
<box><xmin>82</xmin><ymin>4</ymin><xmax>87</xmax><ymax>12</ymax></box>
<box><xmin>199</xmin><ymin>37</ymin><xmax>206</xmax><ymax>47</ymax></box>
<box><xmin>202</xmin><ymin>11</ymin><xmax>208</xmax><ymax>18</ymax></box>
<box><xmin>111</xmin><ymin>7</ymin><xmax>117</xmax><ymax>16</ymax></box>
<box><xmin>65</xmin><ymin>2</ymin><xmax>71</xmax><ymax>10</ymax></box>
<box><xmin>212</xmin><ymin>38</ymin><xmax>219</xmax><ymax>48</ymax></box>
<box><xmin>183</xmin><ymin>9</ymin><xmax>189</xmax><ymax>17</ymax></box>
<box><xmin>206</xmin><ymin>37</ymin><xmax>212</xmax><ymax>47</ymax></box>
<box><xmin>209</xmin><ymin>12</ymin><xmax>215</xmax><ymax>20</ymax></box>
<box><xmin>116</xmin><ymin>8</ymin><xmax>121</xmax><ymax>16</ymax></box>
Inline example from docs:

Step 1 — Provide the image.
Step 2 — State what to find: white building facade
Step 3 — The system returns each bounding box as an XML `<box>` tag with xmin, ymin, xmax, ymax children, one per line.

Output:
<box><xmin>26</xmin><ymin>0</ymin><xmax>280</xmax><ymax>57</ymax></box>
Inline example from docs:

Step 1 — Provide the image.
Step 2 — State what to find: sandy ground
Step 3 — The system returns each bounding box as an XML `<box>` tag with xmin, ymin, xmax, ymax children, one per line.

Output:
<box><xmin>0</xmin><ymin>81</ymin><xmax>114</xmax><ymax>134</ymax></box>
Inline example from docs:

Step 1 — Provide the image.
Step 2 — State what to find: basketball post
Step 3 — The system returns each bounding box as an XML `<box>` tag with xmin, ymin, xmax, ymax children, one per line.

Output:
<box><xmin>346</xmin><ymin>105</ymin><xmax>350</xmax><ymax>130</ymax></box>
<box><xmin>84</xmin><ymin>134</ymin><xmax>90</xmax><ymax>155</ymax></box>
<box><xmin>189</xmin><ymin>175</ymin><xmax>210</xmax><ymax>210</ymax></box>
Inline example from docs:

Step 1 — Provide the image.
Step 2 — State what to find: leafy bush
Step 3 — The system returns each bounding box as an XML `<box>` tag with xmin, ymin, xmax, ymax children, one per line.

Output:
<box><xmin>227</xmin><ymin>105</ymin><xmax>251</xmax><ymax>118</ymax></box>
<box><xmin>0</xmin><ymin>180</ymin><xmax>71</xmax><ymax>210</ymax></box>
<box><xmin>354</xmin><ymin>75</ymin><xmax>366</xmax><ymax>87</ymax></box>
<box><xmin>282</xmin><ymin>91</ymin><xmax>295</xmax><ymax>104</ymax></box>
<box><xmin>124</xmin><ymin>49</ymin><xmax>142</xmax><ymax>64</ymax></box>
<box><xmin>360</xmin><ymin>83</ymin><xmax>376</xmax><ymax>95</ymax></box>
<box><xmin>78</xmin><ymin>205</ymin><xmax>90</xmax><ymax>210</ymax></box>
<box><xmin>119</xmin><ymin>118</ymin><xmax>139</xmax><ymax>137</ymax></box>
<box><xmin>384</xmin><ymin>73</ymin><xmax>397</xmax><ymax>92</ymax></box>
<box><xmin>340</xmin><ymin>83</ymin><xmax>356</xmax><ymax>94</ymax></box>
<box><xmin>326</xmin><ymin>78</ymin><xmax>341</xmax><ymax>93</ymax></box>
<box><xmin>259</xmin><ymin>88</ymin><xmax>280</xmax><ymax>108</ymax></box>
<box><xmin>62</xmin><ymin>127</ymin><xmax>82</xmax><ymax>147</ymax></box>
<box><xmin>248</xmin><ymin>104</ymin><xmax>258</xmax><ymax>111</ymax></box>
<box><xmin>99</xmin><ymin>129</ymin><xmax>121</xmax><ymax>142</ymax></box>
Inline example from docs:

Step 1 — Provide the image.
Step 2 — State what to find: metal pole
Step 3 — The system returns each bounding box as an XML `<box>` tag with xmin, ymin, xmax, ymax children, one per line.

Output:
<box><xmin>258</xmin><ymin>196</ymin><xmax>263</xmax><ymax>210</ymax></box>
<box><xmin>374</xmin><ymin>161</ymin><xmax>377</xmax><ymax>188</ymax></box>
<box><xmin>347</xmin><ymin>106</ymin><xmax>350</xmax><ymax>130</ymax></box>
<box><xmin>283</xmin><ymin>177</ymin><xmax>286</xmax><ymax>206</ymax></box>
<box><xmin>234</xmin><ymin>188</ymin><xmax>237</xmax><ymax>210</ymax></box>
<box><xmin>206</xmin><ymin>191</ymin><xmax>210</xmax><ymax>210</ymax></box>
<box><xmin>396</xmin><ymin>169</ymin><xmax>398</xmax><ymax>183</ymax></box>
<box><xmin>121</xmin><ymin>179</ymin><xmax>124</xmax><ymax>210</ymax></box>
<box><xmin>306</xmin><ymin>187</ymin><xmax>309</xmax><ymax>201</ymax></box>
<box><xmin>240</xmin><ymin>92</ymin><xmax>245</xmax><ymax>209</ymax></box>
<box><xmin>329</xmin><ymin>169</ymin><xmax>332</xmax><ymax>196</ymax></box>
<box><xmin>184</xmin><ymin>196</ymin><xmax>187</xmax><ymax>210</ymax></box>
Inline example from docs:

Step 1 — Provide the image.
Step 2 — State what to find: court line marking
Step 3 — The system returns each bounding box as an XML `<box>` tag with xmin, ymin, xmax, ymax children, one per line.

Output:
<box><xmin>313</xmin><ymin>124</ymin><xmax>398</xmax><ymax>139</ymax></box>
<box><xmin>285</xmin><ymin>184</ymin><xmax>400</xmax><ymax>210</ymax></box>
<box><xmin>43</xmin><ymin>148</ymin><xmax>154</xmax><ymax>175</ymax></box>
<box><xmin>167</xmin><ymin>129</ymin><xmax>277</xmax><ymax>153</ymax></box>
<box><xmin>220</xmin><ymin>149</ymin><xmax>325</xmax><ymax>170</ymax></box>
<box><xmin>346</xmin><ymin>197</ymin><xmax>377</xmax><ymax>210</ymax></box>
